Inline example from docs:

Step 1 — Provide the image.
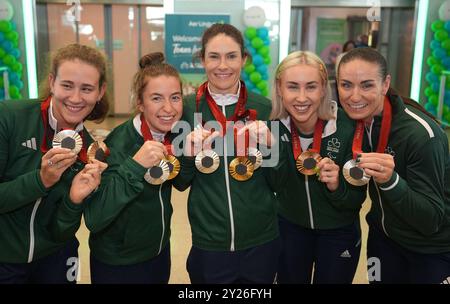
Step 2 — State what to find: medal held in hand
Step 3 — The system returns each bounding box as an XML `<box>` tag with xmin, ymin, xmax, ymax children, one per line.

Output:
<box><xmin>87</xmin><ymin>141</ymin><xmax>110</xmax><ymax>162</ymax></box>
<box><xmin>140</xmin><ymin>113</ymin><xmax>177</xmax><ymax>185</ymax></box>
<box><xmin>52</xmin><ymin>130</ymin><xmax>83</xmax><ymax>155</ymax></box>
<box><xmin>229</xmin><ymin>128</ymin><xmax>254</xmax><ymax>181</ymax></box>
<box><xmin>165</xmin><ymin>154</ymin><xmax>181</xmax><ymax>180</ymax></box>
<box><xmin>195</xmin><ymin>149</ymin><xmax>220</xmax><ymax>174</ymax></box>
<box><xmin>344</xmin><ymin>98</ymin><xmax>392</xmax><ymax>186</ymax></box>
<box><xmin>290</xmin><ymin>118</ymin><xmax>324</xmax><ymax>176</ymax></box>
<box><xmin>144</xmin><ymin>160</ymin><xmax>170</xmax><ymax>185</ymax></box>
<box><xmin>296</xmin><ymin>151</ymin><xmax>322</xmax><ymax>176</ymax></box>
<box><xmin>248</xmin><ymin>147</ymin><xmax>263</xmax><ymax>170</ymax></box>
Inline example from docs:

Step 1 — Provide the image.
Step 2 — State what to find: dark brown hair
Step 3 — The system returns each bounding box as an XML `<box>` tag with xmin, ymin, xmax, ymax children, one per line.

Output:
<box><xmin>198</xmin><ymin>23</ymin><xmax>247</xmax><ymax>60</ymax></box>
<box><xmin>39</xmin><ymin>43</ymin><xmax>109</xmax><ymax>122</ymax></box>
<box><xmin>131</xmin><ymin>52</ymin><xmax>182</xmax><ymax>108</ymax></box>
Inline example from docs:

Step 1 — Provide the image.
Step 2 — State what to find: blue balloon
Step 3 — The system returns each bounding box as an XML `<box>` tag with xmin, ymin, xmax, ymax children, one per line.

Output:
<box><xmin>257</xmin><ymin>27</ymin><xmax>269</xmax><ymax>39</ymax></box>
<box><xmin>264</xmin><ymin>39</ymin><xmax>270</xmax><ymax>46</ymax></box>
<box><xmin>252</xmin><ymin>54</ymin><xmax>263</xmax><ymax>66</ymax></box>
<box><xmin>10</xmin><ymin>48</ymin><xmax>20</xmax><ymax>59</ymax></box>
<box><xmin>433</xmin><ymin>47</ymin><xmax>447</xmax><ymax>59</ymax></box>
<box><xmin>9</xmin><ymin>72</ymin><xmax>19</xmax><ymax>83</ymax></box>
<box><xmin>261</xmin><ymin>72</ymin><xmax>269</xmax><ymax>80</ymax></box>
<box><xmin>249</xmin><ymin>48</ymin><xmax>256</xmax><ymax>56</ymax></box>
<box><xmin>1</xmin><ymin>40</ymin><xmax>12</xmax><ymax>52</ymax></box>
<box><xmin>10</xmin><ymin>21</ymin><xmax>16</xmax><ymax>31</ymax></box>
<box><xmin>432</xmin><ymin>82</ymin><xmax>440</xmax><ymax>93</ymax></box>
<box><xmin>244</xmin><ymin>39</ymin><xmax>250</xmax><ymax>49</ymax></box>
<box><xmin>442</xmin><ymin>57</ymin><xmax>450</xmax><ymax>69</ymax></box>
<box><xmin>251</xmin><ymin>87</ymin><xmax>261</xmax><ymax>94</ymax></box>
<box><xmin>425</xmin><ymin>102</ymin><xmax>437</xmax><ymax>116</ymax></box>
<box><xmin>431</xmin><ymin>39</ymin><xmax>441</xmax><ymax>50</ymax></box>
<box><xmin>241</xmin><ymin>71</ymin><xmax>248</xmax><ymax>81</ymax></box>
<box><xmin>0</xmin><ymin>32</ymin><xmax>4</xmax><ymax>43</ymax></box>
<box><xmin>246</xmin><ymin>81</ymin><xmax>255</xmax><ymax>90</ymax></box>
<box><xmin>256</xmin><ymin>64</ymin><xmax>267</xmax><ymax>74</ymax></box>
<box><xmin>426</xmin><ymin>71</ymin><xmax>439</xmax><ymax>83</ymax></box>
<box><xmin>16</xmin><ymin>80</ymin><xmax>23</xmax><ymax>90</ymax></box>
<box><xmin>445</xmin><ymin>21</ymin><xmax>450</xmax><ymax>32</ymax></box>
<box><xmin>0</xmin><ymin>90</ymin><xmax>4</xmax><ymax>100</ymax></box>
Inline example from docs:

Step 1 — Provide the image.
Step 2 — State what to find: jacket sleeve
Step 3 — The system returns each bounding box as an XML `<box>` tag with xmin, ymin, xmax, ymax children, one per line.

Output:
<box><xmin>0</xmin><ymin>104</ymin><xmax>48</xmax><ymax>213</ymax></box>
<box><xmin>172</xmin><ymin>155</ymin><xmax>196</xmax><ymax>192</ymax></box>
<box><xmin>377</xmin><ymin>136</ymin><xmax>447</xmax><ymax>236</ymax></box>
<box><xmin>83</xmin><ymin>151</ymin><xmax>147</xmax><ymax>234</ymax></box>
<box><xmin>48</xmin><ymin>194</ymin><xmax>84</xmax><ymax>242</ymax></box>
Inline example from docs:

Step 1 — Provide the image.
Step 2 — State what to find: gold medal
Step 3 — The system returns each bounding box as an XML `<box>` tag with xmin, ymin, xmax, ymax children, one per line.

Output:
<box><xmin>144</xmin><ymin>160</ymin><xmax>170</xmax><ymax>185</ymax></box>
<box><xmin>248</xmin><ymin>147</ymin><xmax>263</xmax><ymax>170</ymax></box>
<box><xmin>229</xmin><ymin>157</ymin><xmax>254</xmax><ymax>181</ymax></box>
<box><xmin>343</xmin><ymin>159</ymin><xmax>370</xmax><ymax>186</ymax></box>
<box><xmin>296</xmin><ymin>151</ymin><xmax>322</xmax><ymax>175</ymax></box>
<box><xmin>52</xmin><ymin>130</ymin><xmax>83</xmax><ymax>155</ymax></box>
<box><xmin>165</xmin><ymin>155</ymin><xmax>181</xmax><ymax>180</ymax></box>
<box><xmin>87</xmin><ymin>141</ymin><xmax>110</xmax><ymax>162</ymax></box>
<box><xmin>195</xmin><ymin>149</ymin><xmax>220</xmax><ymax>174</ymax></box>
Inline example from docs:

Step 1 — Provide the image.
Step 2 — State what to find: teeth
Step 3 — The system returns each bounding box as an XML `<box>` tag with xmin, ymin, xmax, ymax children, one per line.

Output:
<box><xmin>66</xmin><ymin>105</ymin><xmax>83</xmax><ymax>112</ymax></box>
<box><xmin>293</xmin><ymin>105</ymin><xmax>310</xmax><ymax>112</ymax></box>
<box><xmin>159</xmin><ymin>116</ymin><xmax>174</xmax><ymax>121</ymax></box>
<box><xmin>349</xmin><ymin>104</ymin><xmax>367</xmax><ymax>109</ymax></box>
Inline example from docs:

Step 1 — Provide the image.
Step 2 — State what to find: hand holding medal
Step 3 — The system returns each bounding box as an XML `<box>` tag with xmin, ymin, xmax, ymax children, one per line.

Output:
<box><xmin>194</xmin><ymin>128</ymin><xmax>221</xmax><ymax>174</ymax></box>
<box><xmin>354</xmin><ymin>152</ymin><xmax>394</xmax><ymax>184</ymax></box>
<box><xmin>316</xmin><ymin>157</ymin><xmax>340</xmax><ymax>191</ymax></box>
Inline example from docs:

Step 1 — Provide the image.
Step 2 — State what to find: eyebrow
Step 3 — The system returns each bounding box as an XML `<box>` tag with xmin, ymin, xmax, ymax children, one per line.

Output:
<box><xmin>286</xmin><ymin>81</ymin><xmax>319</xmax><ymax>85</ymax></box>
<box><xmin>207</xmin><ymin>51</ymin><xmax>239</xmax><ymax>56</ymax></box>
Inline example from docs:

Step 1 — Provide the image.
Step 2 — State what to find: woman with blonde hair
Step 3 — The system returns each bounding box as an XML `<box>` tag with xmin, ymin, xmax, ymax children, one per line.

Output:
<box><xmin>271</xmin><ymin>51</ymin><xmax>366</xmax><ymax>283</ymax></box>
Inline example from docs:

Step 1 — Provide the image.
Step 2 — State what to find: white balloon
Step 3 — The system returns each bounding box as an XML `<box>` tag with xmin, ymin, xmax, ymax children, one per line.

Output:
<box><xmin>439</xmin><ymin>0</ymin><xmax>450</xmax><ymax>21</ymax></box>
<box><xmin>0</xmin><ymin>0</ymin><xmax>13</xmax><ymax>21</ymax></box>
<box><xmin>243</xmin><ymin>6</ymin><xmax>266</xmax><ymax>28</ymax></box>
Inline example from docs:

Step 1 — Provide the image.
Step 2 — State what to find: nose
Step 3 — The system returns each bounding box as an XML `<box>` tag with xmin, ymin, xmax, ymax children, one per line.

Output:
<box><xmin>69</xmin><ymin>89</ymin><xmax>82</xmax><ymax>102</ymax></box>
<box><xmin>297</xmin><ymin>88</ymin><xmax>307</xmax><ymax>102</ymax></box>
<box><xmin>161</xmin><ymin>99</ymin><xmax>175</xmax><ymax>113</ymax></box>
<box><xmin>218</xmin><ymin>56</ymin><xmax>227</xmax><ymax>70</ymax></box>
<box><xmin>349</xmin><ymin>87</ymin><xmax>361</xmax><ymax>102</ymax></box>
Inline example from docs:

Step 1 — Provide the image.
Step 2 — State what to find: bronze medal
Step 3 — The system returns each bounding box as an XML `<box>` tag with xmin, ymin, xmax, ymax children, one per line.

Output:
<box><xmin>165</xmin><ymin>155</ymin><xmax>181</xmax><ymax>180</ymax></box>
<box><xmin>229</xmin><ymin>156</ymin><xmax>254</xmax><ymax>181</ymax></box>
<box><xmin>248</xmin><ymin>147</ymin><xmax>263</xmax><ymax>170</ymax></box>
<box><xmin>87</xmin><ymin>141</ymin><xmax>110</xmax><ymax>162</ymax></box>
<box><xmin>144</xmin><ymin>160</ymin><xmax>170</xmax><ymax>185</ymax></box>
<box><xmin>195</xmin><ymin>149</ymin><xmax>220</xmax><ymax>174</ymax></box>
<box><xmin>296</xmin><ymin>151</ymin><xmax>322</xmax><ymax>175</ymax></box>
<box><xmin>343</xmin><ymin>159</ymin><xmax>370</xmax><ymax>186</ymax></box>
<box><xmin>52</xmin><ymin>129</ymin><xmax>83</xmax><ymax>155</ymax></box>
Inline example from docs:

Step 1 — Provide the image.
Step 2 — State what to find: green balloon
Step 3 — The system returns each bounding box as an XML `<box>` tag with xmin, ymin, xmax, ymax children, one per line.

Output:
<box><xmin>0</xmin><ymin>77</ymin><xmax>3</xmax><ymax>87</ymax></box>
<box><xmin>431</xmin><ymin>64</ymin><xmax>443</xmax><ymax>75</ymax></box>
<box><xmin>442</xmin><ymin>39</ymin><xmax>450</xmax><ymax>51</ymax></box>
<box><xmin>257</xmin><ymin>45</ymin><xmax>270</xmax><ymax>57</ymax></box>
<box><xmin>12</xmin><ymin>62</ymin><xmax>22</xmax><ymax>73</ymax></box>
<box><xmin>9</xmin><ymin>85</ymin><xmax>19</xmax><ymax>98</ymax></box>
<box><xmin>445</xmin><ymin>113</ymin><xmax>450</xmax><ymax>123</ymax></box>
<box><xmin>426</xmin><ymin>56</ymin><xmax>438</xmax><ymax>67</ymax></box>
<box><xmin>256</xmin><ymin>80</ymin><xmax>267</xmax><ymax>91</ymax></box>
<box><xmin>245</xmin><ymin>27</ymin><xmax>257</xmax><ymax>40</ymax></box>
<box><xmin>444</xmin><ymin>105</ymin><xmax>450</xmax><ymax>116</ymax></box>
<box><xmin>249</xmin><ymin>71</ymin><xmax>262</xmax><ymax>84</ymax></box>
<box><xmin>424</xmin><ymin>86</ymin><xmax>433</xmax><ymax>97</ymax></box>
<box><xmin>5</xmin><ymin>31</ymin><xmax>18</xmax><ymax>42</ymax></box>
<box><xmin>429</xmin><ymin>94</ymin><xmax>438</xmax><ymax>106</ymax></box>
<box><xmin>3</xmin><ymin>54</ymin><xmax>15</xmax><ymax>66</ymax></box>
<box><xmin>435</xmin><ymin>29</ymin><xmax>448</xmax><ymax>42</ymax></box>
<box><xmin>0</xmin><ymin>48</ymin><xmax>5</xmax><ymax>59</ymax></box>
<box><xmin>244</xmin><ymin>64</ymin><xmax>256</xmax><ymax>74</ymax></box>
<box><xmin>431</xmin><ymin>20</ymin><xmax>445</xmax><ymax>32</ymax></box>
<box><xmin>251</xmin><ymin>37</ymin><xmax>264</xmax><ymax>49</ymax></box>
<box><xmin>263</xmin><ymin>56</ymin><xmax>271</xmax><ymax>65</ymax></box>
<box><xmin>12</xmin><ymin>40</ymin><xmax>17</xmax><ymax>48</ymax></box>
<box><xmin>261</xmin><ymin>88</ymin><xmax>269</xmax><ymax>96</ymax></box>
<box><xmin>0</xmin><ymin>21</ymin><xmax>11</xmax><ymax>33</ymax></box>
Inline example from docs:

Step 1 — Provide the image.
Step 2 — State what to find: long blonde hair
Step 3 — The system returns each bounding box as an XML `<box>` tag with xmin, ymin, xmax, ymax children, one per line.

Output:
<box><xmin>270</xmin><ymin>51</ymin><xmax>335</xmax><ymax>121</ymax></box>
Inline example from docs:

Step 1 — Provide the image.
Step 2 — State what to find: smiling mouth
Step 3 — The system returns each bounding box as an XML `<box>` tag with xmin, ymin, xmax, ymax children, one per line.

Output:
<box><xmin>214</xmin><ymin>73</ymin><xmax>233</xmax><ymax>79</ymax></box>
<box><xmin>348</xmin><ymin>103</ymin><xmax>368</xmax><ymax>110</ymax></box>
<box><xmin>158</xmin><ymin>115</ymin><xmax>176</xmax><ymax>122</ymax></box>
<box><xmin>64</xmin><ymin>103</ymin><xmax>85</xmax><ymax>113</ymax></box>
<box><xmin>293</xmin><ymin>104</ymin><xmax>311</xmax><ymax>113</ymax></box>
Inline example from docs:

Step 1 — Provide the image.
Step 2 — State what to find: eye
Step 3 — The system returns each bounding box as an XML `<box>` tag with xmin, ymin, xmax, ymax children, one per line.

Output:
<box><xmin>61</xmin><ymin>83</ymin><xmax>72</xmax><ymax>90</ymax></box>
<box><xmin>306</xmin><ymin>84</ymin><xmax>318</xmax><ymax>91</ymax></box>
<box><xmin>208</xmin><ymin>54</ymin><xmax>219</xmax><ymax>60</ymax></box>
<box><xmin>152</xmin><ymin>96</ymin><xmax>163</xmax><ymax>102</ymax></box>
<box><xmin>227</xmin><ymin>53</ymin><xmax>238</xmax><ymax>60</ymax></box>
<box><xmin>81</xmin><ymin>87</ymin><xmax>94</xmax><ymax>93</ymax></box>
<box><xmin>339</xmin><ymin>82</ymin><xmax>351</xmax><ymax>89</ymax></box>
<box><xmin>171</xmin><ymin>95</ymin><xmax>181</xmax><ymax>102</ymax></box>
<box><xmin>361</xmin><ymin>83</ymin><xmax>374</xmax><ymax>90</ymax></box>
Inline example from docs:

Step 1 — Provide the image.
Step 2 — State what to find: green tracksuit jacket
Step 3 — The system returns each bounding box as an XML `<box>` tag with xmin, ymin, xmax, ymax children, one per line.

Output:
<box><xmin>365</xmin><ymin>93</ymin><xmax>450</xmax><ymax>254</ymax></box>
<box><xmin>177</xmin><ymin>91</ymin><xmax>283</xmax><ymax>251</ymax></box>
<box><xmin>0</xmin><ymin>99</ymin><xmax>90</xmax><ymax>263</ymax></box>
<box><xmin>84</xmin><ymin>117</ymin><xmax>183</xmax><ymax>265</ymax></box>
<box><xmin>277</xmin><ymin>107</ymin><xmax>367</xmax><ymax>229</ymax></box>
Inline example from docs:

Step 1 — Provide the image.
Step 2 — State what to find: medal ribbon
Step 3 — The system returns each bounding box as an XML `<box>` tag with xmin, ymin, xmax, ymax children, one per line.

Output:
<box><xmin>376</xmin><ymin>97</ymin><xmax>392</xmax><ymax>153</ymax></box>
<box><xmin>40</xmin><ymin>96</ymin><xmax>87</xmax><ymax>163</ymax></box>
<box><xmin>140</xmin><ymin>113</ymin><xmax>173</xmax><ymax>155</ymax></box>
<box><xmin>289</xmin><ymin>117</ymin><xmax>324</xmax><ymax>159</ymax></box>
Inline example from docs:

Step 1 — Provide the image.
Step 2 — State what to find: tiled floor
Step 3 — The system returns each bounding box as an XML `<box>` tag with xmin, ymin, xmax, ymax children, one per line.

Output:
<box><xmin>76</xmin><ymin>116</ymin><xmax>450</xmax><ymax>284</ymax></box>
